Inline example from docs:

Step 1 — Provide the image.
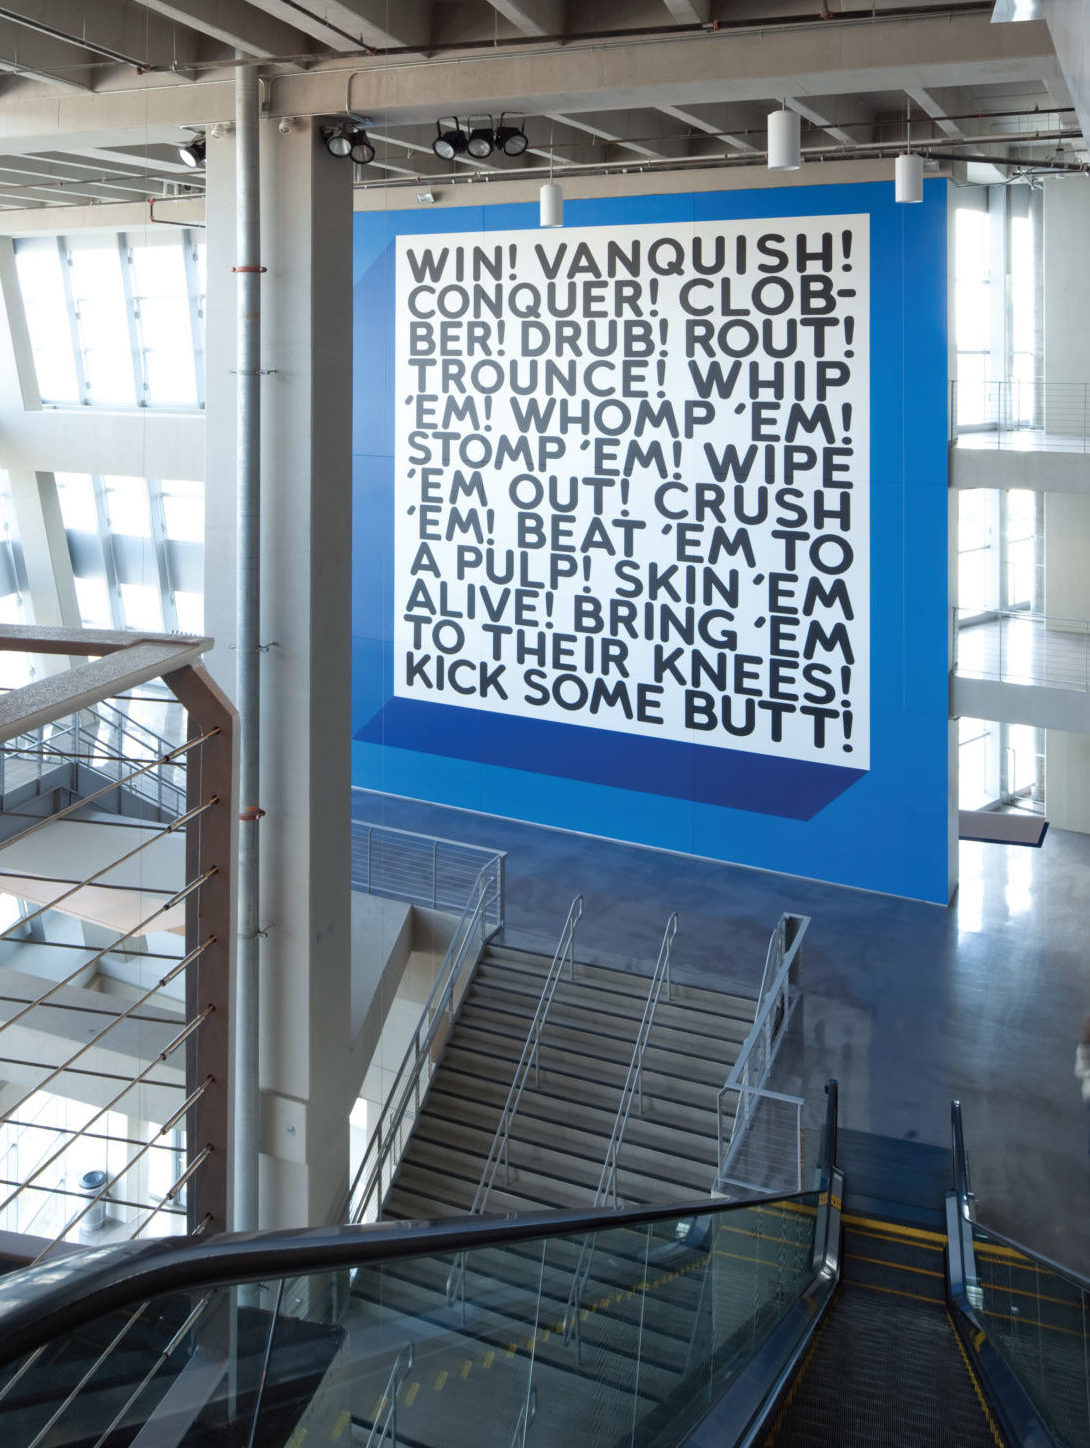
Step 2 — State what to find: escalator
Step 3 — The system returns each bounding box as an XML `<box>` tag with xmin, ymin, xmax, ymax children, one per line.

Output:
<box><xmin>0</xmin><ymin>1090</ymin><xmax>1078</xmax><ymax>1447</ymax></box>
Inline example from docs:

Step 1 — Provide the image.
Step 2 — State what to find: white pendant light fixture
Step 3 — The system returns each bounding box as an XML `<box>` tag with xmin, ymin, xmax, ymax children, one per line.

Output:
<box><xmin>767</xmin><ymin>105</ymin><xmax>801</xmax><ymax>171</ymax></box>
<box><xmin>895</xmin><ymin>152</ymin><xmax>923</xmax><ymax>203</ymax></box>
<box><xmin>540</xmin><ymin>122</ymin><xmax>563</xmax><ymax>227</ymax></box>
<box><xmin>896</xmin><ymin>98</ymin><xmax>923</xmax><ymax>203</ymax></box>
<box><xmin>540</xmin><ymin>182</ymin><xmax>563</xmax><ymax>227</ymax></box>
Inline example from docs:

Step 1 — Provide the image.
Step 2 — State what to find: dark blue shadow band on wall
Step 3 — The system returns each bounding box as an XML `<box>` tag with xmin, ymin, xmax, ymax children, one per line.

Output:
<box><xmin>355</xmin><ymin>698</ymin><xmax>865</xmax><ymax>821</ymax></box>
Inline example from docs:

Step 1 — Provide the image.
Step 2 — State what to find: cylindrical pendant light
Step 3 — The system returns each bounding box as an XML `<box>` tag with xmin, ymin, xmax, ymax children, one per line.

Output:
<box><xmin>767</xmin><ymin>108</ymin><xmax>801</xmax><ymax>171</ymax></box>
<box><xmin>540</xmin><ymin>181</ymin><xmax>563</xmax><ymax>228</ymax></box>
<box><xmin>895</xmin><ymin>151</ymin><xmax>923</xmax><ymax>203</ymax></box>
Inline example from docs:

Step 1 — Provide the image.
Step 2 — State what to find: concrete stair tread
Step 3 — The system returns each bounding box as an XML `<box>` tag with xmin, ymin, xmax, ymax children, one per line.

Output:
<box><xmin>464</xmin><ymin>985</ymin><xmax>752</xmax><ymax>1055</ymax></box>
<box><xmin>409</xmin><ymin>1116</ymin><xmax>715</xmax><ymax>1197</ymax></box>
<box><xmin>402</xmin><ymin>1136</ymin><xmax>706</xmax><ymax>1210</ymax></box>
<box><xmin>440</xmin><ymin>1047</ymin><xmax>721</xmax><ymax>1127</ymax></box>
<box><xmin>420</xmin><ymin>1088</ymin><xmax>720</xmax><ymax>1169</ymax></box>
<box><xmin>479</xmin><ymin>953</ymin><xmax>757</xmax><ymax>1023</ymax></box>
<box><xmin>453</xmin><ymin>1011</ymin><xmax>738</xmax><ymax>1082</ymax></box>
<box><xmin>437</xmin><ymin>1058</ymin><xmax>722</xmax><ymax>1134</ymax></box>
<box><xmin>448</xmin><ymin>1023</ymin><xmax>729</xmax><ymax>1092</ymax></box>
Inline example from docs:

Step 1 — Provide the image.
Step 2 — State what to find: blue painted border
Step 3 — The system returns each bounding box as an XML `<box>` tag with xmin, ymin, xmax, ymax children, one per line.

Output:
<box><xmin>352</xmin><ymin>180</ymin><xmax>950</xmax><ymax>901</ymax></box>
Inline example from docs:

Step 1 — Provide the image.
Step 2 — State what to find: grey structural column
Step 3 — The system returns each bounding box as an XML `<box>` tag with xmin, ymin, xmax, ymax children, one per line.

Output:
<box><xmin>203</xmin><ymin>115</ymin><xmax>354</xmax><ymax>1229</ymax></box>
<box><xmin>257</xmin><ymin>119</ymin><xmax>354</xmax><ymax>1228</ymax></box>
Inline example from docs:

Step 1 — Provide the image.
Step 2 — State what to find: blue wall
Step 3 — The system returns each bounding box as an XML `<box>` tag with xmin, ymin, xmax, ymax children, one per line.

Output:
<box><xmin>351</xmin><ymin>181</ymin><xmax>950</xmax><ymax>903</ymax></box>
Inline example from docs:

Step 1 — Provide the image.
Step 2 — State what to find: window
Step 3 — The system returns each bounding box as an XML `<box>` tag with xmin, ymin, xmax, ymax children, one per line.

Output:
<box><xmin>55</xmin><ymin>472</ymin><xmax>203</xmax><ymax>634</ymax></box>
<box><xmin>14</xmin><ymin>231</ymin><xmax>205</xmax><ymax>411</ymax></box>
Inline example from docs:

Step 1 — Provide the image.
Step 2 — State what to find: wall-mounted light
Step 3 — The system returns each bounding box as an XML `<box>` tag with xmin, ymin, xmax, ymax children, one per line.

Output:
<box><xmin>325</xmin><ymin>124</ymin><xmax>374</xmax><ymax>164</ymax></box>
<box><xmin>326</xmin><ymin>128</ymin><xmax>352</xmax><ymax>158</ymax></box>
<box><xmin>540</xmin><ymin>181</ymin><xmax>563</xmax><ymax>228</ymax></box>
<box><xmin>177</xmin><ymin>136</ymin><xmax>206</xmax><ymax>169</ymax></box>
<box><xmin>433</xmin><ymin>119</ymin><xmax>467</xmax><ymax>161</ymax></box>
<box><xmin>767</xmin><ymin>106</ymin><xmax>801</xmax><ymax>171</ymax></box>
<box><xmin>417</xmin><ymin>190</ymin><xmax>436</xmax><ymax>205</ymax></box>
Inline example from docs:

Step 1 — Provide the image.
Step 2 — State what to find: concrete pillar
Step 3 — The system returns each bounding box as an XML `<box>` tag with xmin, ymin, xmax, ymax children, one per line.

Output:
<box><xmin>204</xmin><ymin>119</ymin><xmax>354</xmax><ymax>1228</ymax></box>
<box><xmin>1042</xmin><ymin>179</ymin><xmax>1090</xmax><ymax>832</ymax></box>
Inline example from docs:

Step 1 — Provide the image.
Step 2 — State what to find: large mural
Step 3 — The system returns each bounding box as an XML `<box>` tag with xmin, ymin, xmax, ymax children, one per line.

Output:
<box><xmin>352</xmin><ymin>183</ymin><xmax>950</xmax><ymax>902</ymax></box>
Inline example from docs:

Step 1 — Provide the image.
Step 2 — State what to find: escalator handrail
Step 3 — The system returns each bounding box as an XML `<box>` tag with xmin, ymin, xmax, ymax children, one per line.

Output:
<box><xmin>0</xmin><ymin>1189</ymin><xmax>817</xmax><ymax>1373</ymax></box>
<box><xmin>951</xmin><ymin>1100</ymin><xmax>1090</xmax><ymax>1295</ymax></box>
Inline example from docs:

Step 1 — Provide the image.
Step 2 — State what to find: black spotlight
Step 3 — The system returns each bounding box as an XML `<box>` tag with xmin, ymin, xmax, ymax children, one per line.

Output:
<box><xmin>326</xmin><ymin>128</ymin><xmax>353</xmax><ymax>159</ymax></box>
<box><xmin>177</xmin><ymin>136</ymin><xmax>206</xmax><ymax>169</ymax></box>
<box><xmin>349</xmin><ymin>130</ymin><xmax>375</xmax><ymax>164</ymax></box>
<box><xmin>433</xmin><ymin>119</ymin><xmax>467</xmax><ymax>161</ymax></box>
<box><xmin>466</xmin><ymin>118</ymin><xmax>495</xmax><ymax>159</ymax></box>
<box><xmin>494</xmin><ymin>115</ymin><xmax>528</xmax><ymax>157</ymax></box>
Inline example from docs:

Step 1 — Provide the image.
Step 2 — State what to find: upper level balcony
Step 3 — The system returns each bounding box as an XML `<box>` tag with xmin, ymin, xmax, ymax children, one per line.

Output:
<box><xmin>950</xmin><ymin>380</ymin><xmax>1090</xmax><ymax>492</ymax></box>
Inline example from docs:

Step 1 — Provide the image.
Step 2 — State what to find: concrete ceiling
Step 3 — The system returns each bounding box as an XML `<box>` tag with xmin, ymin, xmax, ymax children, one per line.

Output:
<box><xmin>0</xmin><ymin>0</ymin><xmax>1081</xmax><ymax>211</ymax></box>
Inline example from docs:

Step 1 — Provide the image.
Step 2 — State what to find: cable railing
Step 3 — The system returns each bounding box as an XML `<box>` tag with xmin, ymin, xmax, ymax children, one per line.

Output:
<box><xmin>954</xmin><ymin>606</ymin><xmax>1090</xmax><ymax>693</ymax></box>
<box><xmin>0</xmin><ymin>626</ymin><xmax>235</xmax><ymax>1253</ymax></box>
<box><xmin>951</xmin><ymin>379</ymin><xmax>1090</xmax><ymax>452</ymax></box>
<box><xmin>715</xmin><ymin>913</ymin><xmax>809</xmax><ymax>1200</ymax></box>
<box><xmin>0</xmin><ymin>695</ymin><xmax>188</xmax><ymax>819</ymax></box>
<box><xmin>446</xmin><ymin>894</ymin><xmax>583</xmax><ymax>1312</ymax></box>
<box><xmin>350</xmin><ymin>818</ymin><xmax>505</xmax><ymax>921</ymax></box>
<box><xmin>0</xmin><ymin>1087</ymin><xmax>844</xmax><ymax>1448</ymax></box>
<box><xmin>346</xmin><ymin>856</ymin><xmax>505</xmax><ymax>1226</ymax></box>
<box><xmin>562</xmin><ymin>911</ymin><xmax>678</xmax><ymax>1361</ymax></box>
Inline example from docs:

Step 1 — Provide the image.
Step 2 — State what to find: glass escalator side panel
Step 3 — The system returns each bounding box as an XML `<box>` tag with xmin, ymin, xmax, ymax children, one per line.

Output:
<box><xmin>971</xmin><ymin>1222</ymin><xmax>1090</xmax><ymax>1448</ymax></box>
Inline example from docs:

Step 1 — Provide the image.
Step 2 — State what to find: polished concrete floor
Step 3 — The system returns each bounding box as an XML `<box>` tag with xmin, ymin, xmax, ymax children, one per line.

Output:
<box><xmin>352</xmin><ymin>787</ymin><xmax>1090</xmax><ymax>1277</ymax></box>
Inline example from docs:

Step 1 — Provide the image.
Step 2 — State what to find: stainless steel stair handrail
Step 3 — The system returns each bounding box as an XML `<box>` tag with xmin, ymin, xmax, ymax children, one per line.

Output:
<box><xmin>563</xmin><ymin>911</ymin><xmax>678</xmax><ymax>1358</ymax></box>
<box><xmin>447</xmin><ymin>895</ymin><xmax>583</xmax><ymax>1310</ymax></box>
<box><xmin>363</xmin><ymin>1342</ymin><xmax>414</xmax><ymax>1448</ymax></box>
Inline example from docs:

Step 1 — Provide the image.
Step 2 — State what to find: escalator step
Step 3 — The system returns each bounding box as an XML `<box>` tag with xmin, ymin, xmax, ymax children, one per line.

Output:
<box><xmin>759</xmin><ymin>1284</ymin><xmax>1003</xmax><ymax>1447</ymax></box>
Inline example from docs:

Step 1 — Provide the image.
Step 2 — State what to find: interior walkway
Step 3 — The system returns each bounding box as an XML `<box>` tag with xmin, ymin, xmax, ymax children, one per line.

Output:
<box><xmin>353</xmin><ymin>787</ymin><xmax>1090</xmax><ymax>1276</ymax></box>
<box><xmin>956</xmin><ymin>614</ymin><xmax>1090</xmax><ymax>691</ymax></box>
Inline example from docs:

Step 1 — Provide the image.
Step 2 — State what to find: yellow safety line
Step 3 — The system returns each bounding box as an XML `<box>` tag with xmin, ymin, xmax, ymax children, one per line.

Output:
<box><xmin>947</xmin><ymin>1307</ymin><xmax>1007</xmax><ymax>1448</ymax></box>
<box><xmin>848</xmin><ymin>1252</ymin><xmax>945</xmax><ymax>1281</ymax></box>
<box><xmin>759</xmin><ymin>1307</ymin><xmax>829</xmax><ymax>1444</ymax></box>
<box><xmin>842</xmin><ymin>1212</ymin><xmax>947</xmax><ymax>1245</ymax></box>
<box><xmin>852</xmin><ymin>1277</ymin><xmax>945</xmax><ymax>1307</ymax></box>
<box><xmin>331</xmin><ymin>1409</ymin><xmax>352</xmax><ymax>1441</ymax></box>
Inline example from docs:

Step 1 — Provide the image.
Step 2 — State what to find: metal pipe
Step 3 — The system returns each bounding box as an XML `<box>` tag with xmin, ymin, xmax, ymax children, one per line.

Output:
<box><xmin>234</xmin><ymin>52</ymin><xmax>262</xmax><ymax>1236</ymax></box>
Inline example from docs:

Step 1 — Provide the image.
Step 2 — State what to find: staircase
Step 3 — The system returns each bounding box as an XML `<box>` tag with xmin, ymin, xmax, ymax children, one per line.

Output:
<box><xmin>383</xmin><ymin>939</ymin><xmax>759</xmax><ymax>1221</ymax></box>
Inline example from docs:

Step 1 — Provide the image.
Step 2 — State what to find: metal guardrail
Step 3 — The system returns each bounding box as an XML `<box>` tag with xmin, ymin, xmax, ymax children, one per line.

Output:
<box><xmin>954</xmin><ymin>606</ymin><xmax>1090</xmax><ymax>693</ymax></box>
<box><xmin>346</xmin><ymin>858</ymin><xmax>505</xmax><ymax>1225</ymax></box>
<box><xmin>951</xmin><ymin>379</ymin><xmax>1090</xmax><ymax>452</ymax></box>
<box><xmin>563</xmin><ymin>911</ymin><xmax>678</xmax><ymax>1360</ymax></box>
<box><xmin>715</xmin><ymin>913</ymin><xmax>809</xmax><ymax>1198</ymax></box>
<box><xmin>350</xmin><ymin>819</ymin><xmax>505</xmax><ymax>921</ymax></box>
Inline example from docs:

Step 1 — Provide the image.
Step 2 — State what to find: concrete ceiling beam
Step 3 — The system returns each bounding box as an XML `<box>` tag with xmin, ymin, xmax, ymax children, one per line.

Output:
<box><xmin>133</xmin><ymin>0</ymin><xmax>312</xmax><ymax>60</ymax></box>
<box><xmin>655</xmin><ymin>102</ymin><xmax>759</xmax><ymax>153</ymax></box>
<box><xmin>906</xmin><ymin>85</ymin><xmax>965</xmax><ymax>138</ymax></box>
<box><xmin>255</xmin><ymin>0</ymin><xmax>431</xmax><ymax>52</ymax></box>
<box><xmin>483</xmin><ymin>1</ymin><xmax>564</xmax><ymax>38</ymax></box>
<box><xmin>0</xmin><ymin>0</ymin><xmax>201</xmax><ymax>74</ymax></box>
<box><xmin>0</xmin><ymin>13</ymin><xmax>1062</xmax><ymax>159</ymax></box>
<box><xmin>661</xmin><ymin>0</ymin><xmax>710</xmax><ymax>22</ymax></box>
<box><xmin>0</xmin><ymin>16</ymin><xmax>94</xmax><ymax>91</ymax></box>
